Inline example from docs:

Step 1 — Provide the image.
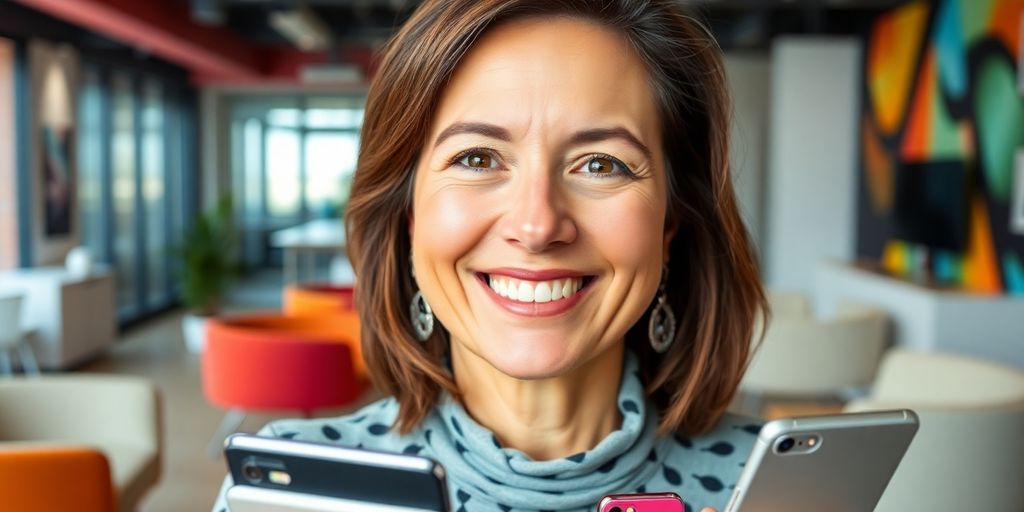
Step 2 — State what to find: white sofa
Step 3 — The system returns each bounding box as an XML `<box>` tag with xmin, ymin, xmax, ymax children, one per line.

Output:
<box><xmin>0</xmin><ymin>375</ymin><xmax>162</xmax><ymax>511</ymax></box>
<box><xmin>845</xmin><ymin>349</ymin><xmax>1024</xmax><ymax>511</ymax></box>
<box><xmin>742</xmin><ymin>292</ymin><xmax>889</xmax><ymax>397</ymax></box>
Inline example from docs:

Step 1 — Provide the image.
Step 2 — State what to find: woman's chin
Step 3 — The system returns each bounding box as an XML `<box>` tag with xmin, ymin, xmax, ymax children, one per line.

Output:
<box><xmin>478</xmin><ymin>339</ymin><xmax>579</xmax><ymax>380</ymax></box>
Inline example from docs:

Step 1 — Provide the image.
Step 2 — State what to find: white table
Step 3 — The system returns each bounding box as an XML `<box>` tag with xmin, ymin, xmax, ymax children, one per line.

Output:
<box><xmin>270</xmin><ymin>219</ymin><xmax>347</xmax><ymax>283</ymax></box>
<box><xmin>0</xmin><ymin>266</ymin><xmax>116</xmax><ymax>370</ymax></box>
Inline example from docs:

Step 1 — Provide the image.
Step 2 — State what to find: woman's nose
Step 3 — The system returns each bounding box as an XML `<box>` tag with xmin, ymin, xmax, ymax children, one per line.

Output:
<box><xmin>499</xmin><ymin>173</ymin><xmax>577</xmax><ymax>254</ymax></box>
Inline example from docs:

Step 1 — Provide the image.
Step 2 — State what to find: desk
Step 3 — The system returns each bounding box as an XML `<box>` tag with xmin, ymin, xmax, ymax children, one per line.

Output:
<box><xmin>816</xmin><ymin>261</ymin><xmax>1024</xmax><ymax>368</ymax></box>
<box><xmin>270</xmin><ymin>219</ymin><xmax>346</xmax><ymax>283</ymax></box>
<box><xmin>0</xmin><ymin>267</ymin><xmax>116</xmax><ymax>370</ymax></box>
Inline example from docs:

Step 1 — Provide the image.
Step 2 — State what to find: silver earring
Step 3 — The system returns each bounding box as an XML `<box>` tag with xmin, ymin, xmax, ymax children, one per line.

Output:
<box><xmin>409</xmin><ymin>259</ymin><xmax>434</xmax><ymax>342</ymax></box>
<box><xmin>648</xmin><ymin>265</ymin><xmax>676</xmax><ymax>353</ymax></box>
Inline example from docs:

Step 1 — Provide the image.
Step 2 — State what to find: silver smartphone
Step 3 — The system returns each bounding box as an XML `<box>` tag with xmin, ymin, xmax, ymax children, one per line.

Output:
<box><xmin>224</xmin><ymin>434</ymin><xmax>450</xmax><ymax>512</ymax></box>
<box><xmin>724</xmin><ymin>409</ymin><xmax>918</xmax><ymax>512</ymax></box>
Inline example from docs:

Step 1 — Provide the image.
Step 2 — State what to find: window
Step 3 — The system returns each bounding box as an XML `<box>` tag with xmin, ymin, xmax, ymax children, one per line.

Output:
<box><xmin>266</xmin><ymin>123</ymin><xmax>301</xmax><ymax>219</ymax></box>
<box><xmin>110</xmin><ymin>72</ymin><xmax>138</xmax><ymax>315</ymax></box>
<box><xmin>141</xmin><ymin>80</ymin><xmax>167</xmax><ymax>306</ymax></box>
<box><xmin>77</xmin><ymin>65</ymin><xmax>107</xmax><ymax>263</ymax></box>
<box><xmin>76</xmin><ymin>64</ymin><xmax>195</xmax><ymax>323</ymax></box>
<box><xmin>304</xmin><ymin>132</ymin><xmax>358</xmax><ymax>218</ymax></box>
<box><xmin>229</xmin><ymin>95</ymin><xmax>365</xmax><ymax>267</ymax></box>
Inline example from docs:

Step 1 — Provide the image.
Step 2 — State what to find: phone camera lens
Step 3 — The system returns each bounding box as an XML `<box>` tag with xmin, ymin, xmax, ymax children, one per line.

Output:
<box><xmin>609</xmin><ymin>507</ymin><xmax>622</xmax><ymax>512</ymax></box>
<box><xmin>242</xmin><ymin>461</ymin><xmax>263</xmax><ymax>483</ymax></box>
<box><xmin>778</xmin><ymin>437</ymin><xmax>795</xmax><ymax>453</ymax></box>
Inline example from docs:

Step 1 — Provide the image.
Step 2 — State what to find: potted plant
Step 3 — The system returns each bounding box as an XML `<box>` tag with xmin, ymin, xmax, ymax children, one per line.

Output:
<box><xmin>176</xmin><ymin>194</ymin><xmax>238</xmax><ymax>353</ymax></box>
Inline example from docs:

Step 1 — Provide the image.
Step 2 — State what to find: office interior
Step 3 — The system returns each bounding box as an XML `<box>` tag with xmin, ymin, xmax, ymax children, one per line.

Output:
<box><xmin>0</xmin><ymin>0</ymin><xmax>1022</xmax><ymax>510</ymax></box>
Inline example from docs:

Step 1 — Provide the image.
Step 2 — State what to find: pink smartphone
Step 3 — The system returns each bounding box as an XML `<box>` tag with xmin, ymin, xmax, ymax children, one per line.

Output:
<box><xmin>599</xmin><ymin>492</ymin><xmax>684</xmax><ymax>512</ymax></box>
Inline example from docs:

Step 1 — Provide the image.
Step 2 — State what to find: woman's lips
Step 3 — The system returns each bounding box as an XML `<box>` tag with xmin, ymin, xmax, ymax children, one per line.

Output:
<box><xmin>475</xmin><ymin>271</ymin><xmax>594</xmax><ymax>317</ymax></box>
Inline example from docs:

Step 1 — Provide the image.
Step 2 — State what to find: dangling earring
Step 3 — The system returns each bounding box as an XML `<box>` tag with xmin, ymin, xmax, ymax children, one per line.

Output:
<box><xmin>648</xmin><ymin>265</ymin><xmax>676</xmax><ymax>353</ymax></box>
<box><xmin>409</xmin><ymin>257</ymin><xmax>434</xmax><ymax>342</ymax></box>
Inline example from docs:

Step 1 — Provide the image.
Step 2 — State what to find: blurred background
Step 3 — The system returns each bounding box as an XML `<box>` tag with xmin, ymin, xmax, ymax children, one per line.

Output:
<box><xmin>0</xmin><ymin>0</ymin><xmax>1022</xmax><ymax>511</ymax></box>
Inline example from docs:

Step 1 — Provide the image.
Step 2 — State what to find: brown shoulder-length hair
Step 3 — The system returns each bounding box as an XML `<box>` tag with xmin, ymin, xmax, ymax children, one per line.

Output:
<box><xmin>345</xmin><ymin>0</ymin><xmax>767</xmax><ymax>437</ymax></box>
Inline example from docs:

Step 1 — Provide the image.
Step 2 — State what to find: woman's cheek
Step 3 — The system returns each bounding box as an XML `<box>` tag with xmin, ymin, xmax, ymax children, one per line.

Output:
<box><xmin>578</xmin><ymin>193</ymin><xmax>665</xmax><ymax>268</ymax></box>
<box><xmin>414</xmin><ymin>184</ymin><xmax>498</xmax><ymax>263</ymax></box>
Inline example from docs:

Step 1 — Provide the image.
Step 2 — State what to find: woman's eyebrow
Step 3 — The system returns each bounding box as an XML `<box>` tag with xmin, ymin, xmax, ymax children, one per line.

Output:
<box><xmin>567</xmin><ymin>127</ymin><xmax>652</xmax><ymax>159</ymax></box>
<box><xmin>433</xmin><ymin>122</ymin><xmax>512</xmax><ymax>148</ymax></box>
<box><xmin>432</xmin><ymin>122</ymin><xmax>652</xmax><ymax>159</ymax></box>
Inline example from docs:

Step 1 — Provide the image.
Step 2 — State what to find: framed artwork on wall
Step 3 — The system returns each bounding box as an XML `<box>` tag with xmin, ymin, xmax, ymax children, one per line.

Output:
<box><xmin>42</xmin><ymin>125</ymin><xmax>71</xmax><ymax>236</ymax></box>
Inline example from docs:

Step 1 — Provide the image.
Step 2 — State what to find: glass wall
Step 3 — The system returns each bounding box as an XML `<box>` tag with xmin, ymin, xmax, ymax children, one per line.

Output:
<box><xmin>76</xmin><ymin>64</ymin><xmax>194</xmax><ymax>322</ymax></box>
<box><xmin>77</xmin><ymin>66</ymin><xmax>107</xmax><ymax>264</ymax></box>
<box><xmin>229</xmin><ymin>95</ymin><xmax>364</xmax><ymax>268</ymax></box>
<box><xmin>141</xmin><ymin>80</ymin><xmax>166</xmax><ymax>306</ymax></box>
<box><xmin>110</xmin><ymin>72</ymin><xmax>137</xmax><ymax>315</ymax></box>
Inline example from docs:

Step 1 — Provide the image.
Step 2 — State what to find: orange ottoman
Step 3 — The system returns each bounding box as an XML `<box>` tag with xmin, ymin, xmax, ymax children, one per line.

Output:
<box><xmin>202</xmin><ymin>314</ymin><xmax>364</xmax><ymax>415</ymax></box>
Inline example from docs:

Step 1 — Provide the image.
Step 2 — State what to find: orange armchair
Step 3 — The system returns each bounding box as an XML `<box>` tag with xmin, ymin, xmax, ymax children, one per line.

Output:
<box><xmin>0</xmin><ymin>375</ymin><xmax>162</xmax><ymax>512</ymax></box>
<box><xmin>282</xmin><ymin>284</ymin><xmax>365</xmax><ymax>378</ymax></box>
<box><xmin>283</xmin><ymin>284</ymin><xmax>355</xmax><ymax>313</ymax></box>
<box><xmin>201</xmin><ymin>313</ymin><xmax>365</xmax><ymax>456</ymax></box>
<box><xmin>0</xmin><ymin>445</ymin><xmax>117</xmax><ymax>512</ymax></box>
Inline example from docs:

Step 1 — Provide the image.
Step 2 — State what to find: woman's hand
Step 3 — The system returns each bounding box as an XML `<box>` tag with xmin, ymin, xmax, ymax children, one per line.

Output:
<box><xmin>700</xmin><ymin>508</ymin><xmax>716</xmax><ymax>512</ymax></box>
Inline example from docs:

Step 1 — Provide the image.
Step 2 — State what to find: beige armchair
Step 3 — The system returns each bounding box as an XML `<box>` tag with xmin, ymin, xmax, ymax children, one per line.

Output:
<box><xmin>742</xmin><ymin>295</ymin><xmax>889</xmax><ymax>397</ymax></box>
<box><xmin>845</xmin><ymin>349</ymin><xmax>1024</xmax><ymax>511</ymax></box>
<box><xmin>0</xmin><ymin>375</ymin><xmax>162</xmax><ymax>511</ymax></box>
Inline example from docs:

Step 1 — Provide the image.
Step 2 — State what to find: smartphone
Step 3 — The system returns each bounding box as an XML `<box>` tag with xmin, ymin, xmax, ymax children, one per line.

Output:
<box><xmin>224</xmin><ymin>433</ymin><xmax>450</xmax><ymax>512</ymax></box>
<box><xmin>599</xmin><ymin>492</ymin><xmax>684</xmax><ymax>512</ymax></box>
<box><xmin>724</xmin><ymin>409</ymin><xmax>919</xmax><ymax>512</ymax></box>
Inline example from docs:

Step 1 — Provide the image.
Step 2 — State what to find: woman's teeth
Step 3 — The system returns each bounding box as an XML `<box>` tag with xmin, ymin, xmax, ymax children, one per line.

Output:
<box><xmin>487</xmin><ymin>275</ymin><xmax>583</xmax><ymax>303</ymax></box>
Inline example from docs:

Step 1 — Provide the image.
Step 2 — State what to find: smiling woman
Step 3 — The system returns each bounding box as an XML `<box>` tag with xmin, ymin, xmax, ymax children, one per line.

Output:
<box><xmin>213</xmin><ymin>1</ymin><xmax>766</xmax><ymax>511</ymax></box>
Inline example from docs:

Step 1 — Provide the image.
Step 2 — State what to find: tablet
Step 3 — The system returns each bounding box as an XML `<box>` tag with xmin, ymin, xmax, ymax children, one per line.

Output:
<box><xmin>723</xmin><ymin>409</ymin><xmax>918</xmax><ymax>512</ymax></box>
<box><xmin>224</xmin><ymin>433</ymin><xmax>450</xmax><ymax>512</ymax></box>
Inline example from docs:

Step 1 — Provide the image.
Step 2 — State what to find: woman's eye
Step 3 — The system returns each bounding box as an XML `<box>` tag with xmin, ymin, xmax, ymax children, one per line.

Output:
<box><xmin>458</xmin><ymin>151</ymin><xmax>498</xmax><ymax>170</ymax></box>
<box><xmin>581</xmin><ymin>155</ymin><xmax>627</xmax><ymax>176</ymax></box>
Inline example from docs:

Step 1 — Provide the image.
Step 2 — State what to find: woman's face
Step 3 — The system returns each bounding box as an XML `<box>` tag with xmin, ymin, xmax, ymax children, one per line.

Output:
<box><xmin>411</xmin><ymin>16</ymin><xmax>671</xmax><ymax>379</ymax></box>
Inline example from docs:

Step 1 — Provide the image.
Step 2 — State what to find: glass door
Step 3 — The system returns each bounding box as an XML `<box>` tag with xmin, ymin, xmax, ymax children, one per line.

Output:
<box><xmin>110</xmin><ymin>72</ymin><xmax>138</xmax><ymax>316</ymax></box>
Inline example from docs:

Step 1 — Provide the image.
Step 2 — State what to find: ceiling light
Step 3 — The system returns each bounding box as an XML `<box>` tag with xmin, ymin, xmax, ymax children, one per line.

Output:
<box><xmin>269</xmin><ymin>3</ymin><xmax>333</xmax><ymax>51</ymax></box>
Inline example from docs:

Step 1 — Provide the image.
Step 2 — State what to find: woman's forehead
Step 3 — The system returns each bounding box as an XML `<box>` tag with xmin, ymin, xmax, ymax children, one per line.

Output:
<box><xmin>428</xmin><ymin>16</ymin><xmax>661</xmax><ymax>144</ymax></box>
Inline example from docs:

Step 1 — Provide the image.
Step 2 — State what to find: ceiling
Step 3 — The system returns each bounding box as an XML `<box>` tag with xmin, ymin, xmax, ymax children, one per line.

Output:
<box><xmin>180</xmin><ymin>0</ymin><xmax>916</xmax><ymax>51</ymax></box>
<box><xmin>5</xmin><ymin>0</ymin><xmax>914</xmax><ymax>85</ymax></box>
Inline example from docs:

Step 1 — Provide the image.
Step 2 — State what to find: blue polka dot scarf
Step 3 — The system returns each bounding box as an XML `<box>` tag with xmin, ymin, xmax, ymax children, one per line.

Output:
<box><xmin>421</xmin><ymin>352</ymin><xmax>667</xmax><ymax>511</ymax></box>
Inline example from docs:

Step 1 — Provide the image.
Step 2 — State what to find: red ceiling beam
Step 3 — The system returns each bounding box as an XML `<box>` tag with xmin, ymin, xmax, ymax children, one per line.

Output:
<box><xmin>13</xmin><ymin>0</ymin><xmax>263</xmax><ymax>80</ymax></box>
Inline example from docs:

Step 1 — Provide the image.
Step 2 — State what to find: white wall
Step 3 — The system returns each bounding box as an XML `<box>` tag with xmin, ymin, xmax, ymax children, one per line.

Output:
<box><xmin>725</xmin><ymin>53</ymin><xmax>771</xmax><ymax>254</ymax></box>
<box><xmin>200</xmin><ymin>87</ymin><xmax>230</xmax><ymax>210</ymax></box>
<box><xmin>0</xmin><ymin>38</ymin><xmax>16</xmax><ymax>270</ymax></box>
<box><xmin>764</xmin><ymin>37</ymin><xmax>862</xmax><ymax>296</ymax></box>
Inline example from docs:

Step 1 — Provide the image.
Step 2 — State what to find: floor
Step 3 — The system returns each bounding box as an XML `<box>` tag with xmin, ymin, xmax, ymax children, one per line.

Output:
<box><xmin>76</xmin><ymin>270</ymin><xmax>841</xmax><ymax>511</ymax></box>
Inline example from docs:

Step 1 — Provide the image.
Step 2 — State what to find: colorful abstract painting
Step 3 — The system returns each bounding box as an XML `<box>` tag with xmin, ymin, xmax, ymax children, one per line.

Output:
<box><xmin>856</xmin><ymin>0</ymin><xmax>1024</xmax><ymax>295</ymax></box>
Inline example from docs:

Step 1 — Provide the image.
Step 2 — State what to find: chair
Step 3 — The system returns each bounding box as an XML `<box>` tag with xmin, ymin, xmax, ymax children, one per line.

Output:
<box><xmin>765</xmin><ymin>290</ymin><xmax>811</xmax><ymax>318</ymax></box>
<box><xmin>201</xmin><ymin>313</ymin><xmax>365</xmax><ymax>456</ymax></box>
<box><xmin>282</xmin><ymin>284</ymin><xmax>365</xmax><ymax>377</ymax></box>
<box><xmin>0</xmin><ymin>445</ymin><xmax>117</xmax><ymax>512</ymax></box>
<box><xmin>0</xmin><ymin>293</ymin><xmax>40</xmax><ymax>376</ymax></box>
<box><xmin>844</xmin><ymin>349</ymin><xmax>1024</xmax><ymax>511</ymax></box>
<box><xmin>283</xmin><ymin>284</ymin><xmax>355</xmax><ymax>314</ymax></box>
<box><xmin>741</xmin><ymin>298</ymin><xmax>888</xmax><ymax>397</ymax></box>
<box><xmin>0</xmin><ymin>375</ymin><xmax>162</xmax><ymax>512</ymax></box>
